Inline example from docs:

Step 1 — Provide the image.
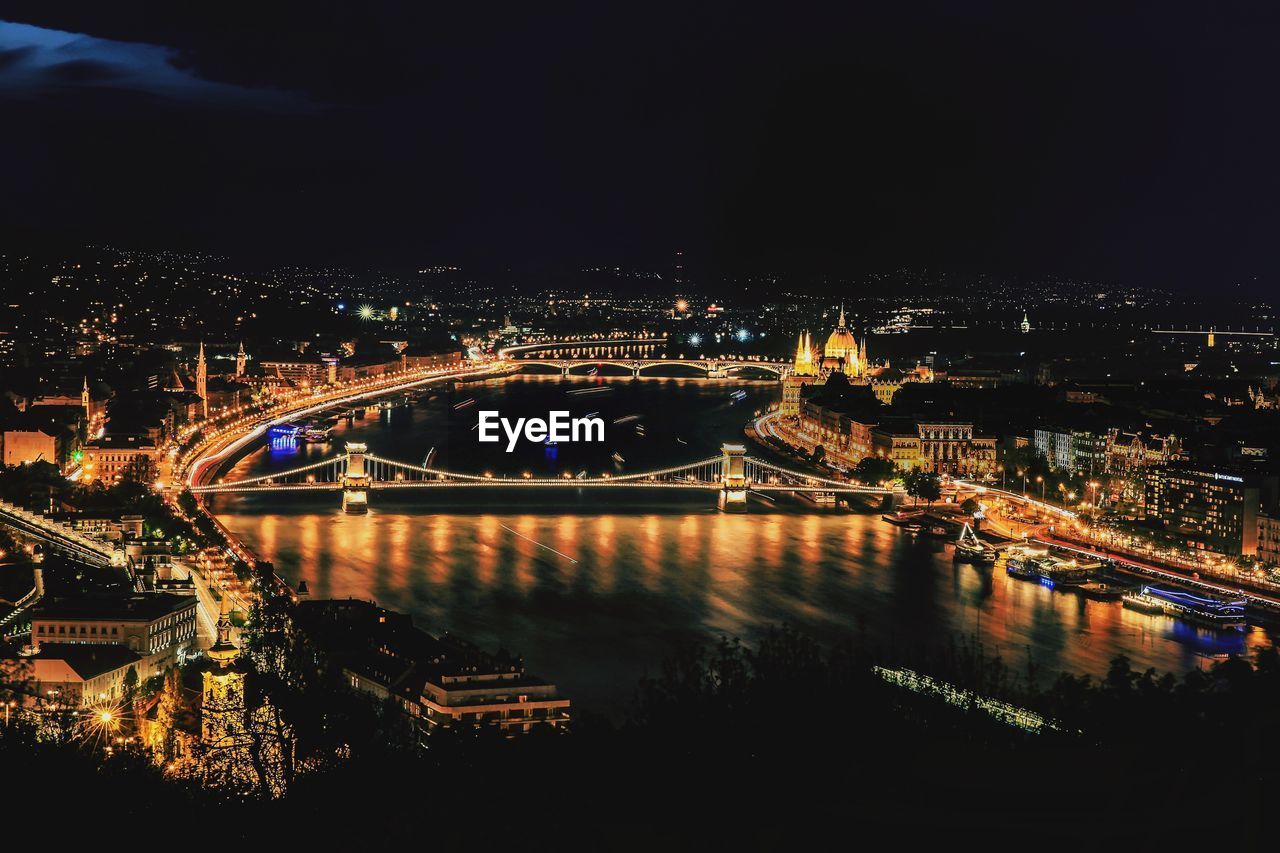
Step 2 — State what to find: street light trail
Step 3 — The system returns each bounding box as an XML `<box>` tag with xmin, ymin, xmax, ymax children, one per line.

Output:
<box><xmin>500</xmin><ymin>523</ymin><xmax>578</xmax><ymax>564</ymax></box>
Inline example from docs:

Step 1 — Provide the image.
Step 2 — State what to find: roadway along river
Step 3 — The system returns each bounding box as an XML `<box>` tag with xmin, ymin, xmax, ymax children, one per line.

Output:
<box><xmin>211</xmin><ymin>373</ymin><xmax>1272</xmax><ymax>717</ymax></box>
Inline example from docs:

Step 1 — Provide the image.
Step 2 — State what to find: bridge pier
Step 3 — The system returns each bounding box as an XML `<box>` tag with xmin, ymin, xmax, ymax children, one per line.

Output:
<box><xmin>342</xmin><ymin>442</ymin><xmax>370</xmax><ymax>513</ymax></box>
<box><xmin>718</xmin><ymin>443</ymin><xmax>748</xmax><ymax>513</ymax></box>
<box><xmin>561</xmin><ymin>363</ymin><xmax>569</xmax><ymax>376</ymax></box>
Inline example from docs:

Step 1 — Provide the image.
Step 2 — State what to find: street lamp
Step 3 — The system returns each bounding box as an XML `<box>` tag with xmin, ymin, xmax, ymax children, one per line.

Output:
<box><xmin>1036</xmin><ymin>475</ymin><xmax>1044</xmax><ymax>503</ymax></box>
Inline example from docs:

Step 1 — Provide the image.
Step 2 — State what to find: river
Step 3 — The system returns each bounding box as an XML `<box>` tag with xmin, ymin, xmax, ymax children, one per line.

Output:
<box><xmin>210</xmin><ymin>373</ymin><xmax>1270</xmax><ymax>717</ymax></box>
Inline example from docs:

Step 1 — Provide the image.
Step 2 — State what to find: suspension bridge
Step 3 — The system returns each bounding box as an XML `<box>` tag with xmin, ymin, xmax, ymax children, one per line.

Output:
<box><xmin>189</xmin><ymin>442</ymin><xmax>900</xmax><ymax>512</ymax></box>
<box><xmin>498</xmin><ymin>338</ymin><xmax>791</xmax><ymax>379</ymax></box>
<box><xmin>512</xmin><ymin>357</ymin><xmax>791</xmax><ymax>378</ymax></box>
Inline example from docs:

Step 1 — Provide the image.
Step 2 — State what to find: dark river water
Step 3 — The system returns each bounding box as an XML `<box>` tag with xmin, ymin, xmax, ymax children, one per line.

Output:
<box><xmin>211</xmin><ymin>372</ymin><xmax>1269</xmax><ymax>716</ymax></box>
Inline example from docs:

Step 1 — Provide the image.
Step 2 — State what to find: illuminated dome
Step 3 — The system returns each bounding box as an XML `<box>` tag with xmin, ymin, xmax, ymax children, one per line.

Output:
<box><xmin>824</xmin><ymin>306</ymin><xmax>857</xmax><ymax>361</ymax></box>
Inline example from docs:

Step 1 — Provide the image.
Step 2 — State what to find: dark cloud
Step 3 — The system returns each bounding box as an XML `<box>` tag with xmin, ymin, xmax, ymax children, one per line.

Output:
<box><xmin>43</xmin><ymin>57</ymin><xmax>123</xmax><ymax>82</ymax></box>
<box><xmin>0</xmin><ymin>45</ymin><xmax>33</xmax><ymax>70</ymax></box>
<box><xmin>0</xmin><ymin>2</ymin><xmax>1278</xmax><ymax>292</ymax></box>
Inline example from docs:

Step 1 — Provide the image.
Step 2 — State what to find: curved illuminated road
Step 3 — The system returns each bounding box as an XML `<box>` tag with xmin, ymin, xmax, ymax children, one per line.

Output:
<box><xmin>175</xmin><ymin>361</ymin><xmax>517</xmax><ymax>582</ymax></box>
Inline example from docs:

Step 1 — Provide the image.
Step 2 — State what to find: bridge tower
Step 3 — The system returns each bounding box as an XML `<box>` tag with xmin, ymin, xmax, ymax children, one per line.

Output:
<box><xmin>718</xmin><ymin>443</ymin><xmax>748</xmax><ymax>512</ymax></box>
<box><xmin>342</xmin><ymin>442</ymin><xmax>371</xmax><ymax>513</ymax></box>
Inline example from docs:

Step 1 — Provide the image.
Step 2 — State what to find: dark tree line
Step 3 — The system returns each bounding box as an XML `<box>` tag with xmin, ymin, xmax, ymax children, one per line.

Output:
<box><xmin>4</xmin><ymin>619</ymin><xmax>1277</xmax><ymax>847</ymax></box>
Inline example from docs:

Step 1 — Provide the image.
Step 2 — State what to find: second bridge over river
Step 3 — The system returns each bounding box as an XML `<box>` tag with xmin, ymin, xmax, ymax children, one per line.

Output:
<box><xmin>190</xmin><ymin>442</ymin><xmax>900</xmax><ymax>513</ymax></box>
<box><xmin>498</xmin><ymin>338</ymin><xmax>791</xmax><ymax>379</ymax></box>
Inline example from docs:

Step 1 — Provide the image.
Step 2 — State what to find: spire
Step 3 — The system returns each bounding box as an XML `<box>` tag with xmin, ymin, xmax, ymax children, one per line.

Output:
<box><xmin>196</xmin><ymin>341</ymin><xmax>209</xmax><ymax>419</ymax></box>
<box><xmin>837</xmin><ymin>303</ymin><xmax>847</xmax><ymax>328</ymax></box>
<box><xmin>235</xmin><ymin>340</ymin><xmax>247</xmax><ymax>377</ymax></box>
<box><xmin>207</xmin><ymin>593</ymin><xmax>239</xmax><ymax>670</ymax></box>
<box><xmin>794</xmin><ymin>331</ymin><xmax>818</xmax><ymax>376</ymax></box>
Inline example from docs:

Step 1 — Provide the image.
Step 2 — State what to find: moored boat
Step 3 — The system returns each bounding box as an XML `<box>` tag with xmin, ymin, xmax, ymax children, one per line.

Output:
<box><xmin>1122</xmin><ymin>585</ymin><xmax>1246</xmax><ymax>630</ymax></box>
<box><xmin>954</xmin><ymin>523</ymin><xmax>996</xmax><ymax>563</ymax></box>
<box><xmin>1003</xmin><ymin>548</ymin><xmax>1089</xmax><ymax>587</ymax></box>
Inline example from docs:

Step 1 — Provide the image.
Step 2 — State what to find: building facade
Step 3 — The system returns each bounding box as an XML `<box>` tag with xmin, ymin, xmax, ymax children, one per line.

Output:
<box><xmin>0</xmin><ymin>643</ymin><xmax>142</xmax><ymax>707</ymax></box>
<box><xmin>31</xmin><ymin>594</ymin><xmax>198</xmax><ymax>679</ymax></box>
<box><xmin>916</xmin><ymin>421</ymin><xmax>998</xmax><ymax>477</ymax></box>
<box><xmin>1258</xmin><ymin>512</ymin><xmax>1280</xmax><ymax>567</ymax></box>
<box><xmin>1145</xmin><ymin>467</ymin><xmax>1261</xmax><ymax>557</ymax></box>
<box><xmin>84</xmin><ymin>434</ymin><xmax>159</xmax><ymax>483</ymax></box>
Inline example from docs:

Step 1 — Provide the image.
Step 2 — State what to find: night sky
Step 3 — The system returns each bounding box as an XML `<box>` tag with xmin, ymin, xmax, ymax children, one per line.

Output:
<box><xmin>1</xmin><ymin>1</ymin><xmax>1277</xmax><ymax>290</ymax></box>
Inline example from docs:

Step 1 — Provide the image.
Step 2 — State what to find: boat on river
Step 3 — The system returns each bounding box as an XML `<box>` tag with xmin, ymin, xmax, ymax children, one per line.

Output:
<box><xmin>954</xmin><ymin>523</ymin><xmax>996</xmax><ymax>563</ymax></box>
<box><xmin>1004</xmin><ymin>547</ymin><xmax>1090</xmax><ymax>587</ymax></box>
<box><xmin>1122</xmin><ymin>585</ymin><xmax>1246</xmax><ymax>630</ymax></box>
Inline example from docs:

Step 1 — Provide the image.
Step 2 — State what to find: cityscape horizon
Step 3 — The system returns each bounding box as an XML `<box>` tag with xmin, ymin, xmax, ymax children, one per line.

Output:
<box><xmin>3</xmin><ymin>3</ymin><xmax>1280</xmax><ymax>848</ymax></box>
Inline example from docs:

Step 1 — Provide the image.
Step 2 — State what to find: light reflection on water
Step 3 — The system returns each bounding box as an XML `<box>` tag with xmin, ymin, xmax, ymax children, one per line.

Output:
<box><xmin>216</xmin><ymin>506</ymin><xmax>1268</xmax><ymax>717</ymax></box>
<box><xmin>213</xmin><ymin>375</ymin><xmax>1270</xmax><ymax>716</ymax></box>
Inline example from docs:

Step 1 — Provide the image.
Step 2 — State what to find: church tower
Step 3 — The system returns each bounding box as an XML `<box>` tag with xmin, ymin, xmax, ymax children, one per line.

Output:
<box><xmin>81</xmin><ymin>376</ymin><xmax>90</xmax><ymax>416</ymax></box>
<box><xmin>198</xmin><ymin>592</ymin><xmax>292</xmax><ymax>796</ymax></box>
<box><xmin>196</xmin><ymin>342</ymin><xmax>208</xmax><ymax>419</ymax></box>
<box><xmin>235</xmin><ymin>341</ymin><xmax>247</xmax><ymax>377</ymax></box>
<box><xmin>201</xmin><ymin>594</ymin><xmax>244</xmax><ymax>748</ymax></box>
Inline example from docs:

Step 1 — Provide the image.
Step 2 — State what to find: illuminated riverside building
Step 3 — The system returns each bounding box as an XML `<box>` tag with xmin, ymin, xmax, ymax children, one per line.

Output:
<box><xmin>258</xmin><ymin>353</ymin><xmax>331</xmax><ymax>386</ymax></box>
<box><xmin>1106</xmin><ymin>429</ymin><xmax>1183</xmax><ymax>477</ymax></box>
<box><xmin>867</xmin><ymin>419</ymin><xmax>997</xmax><ymax>477</ymax></box>
<box><xmin>1105</xmin><ymin>428</ymin><xmax>1183</xmax><ymax>502</ymax></box>
<box><xmin>822</xmin><ymin>306</ymin><xmax>867</xmax><ymax>376</ymax></box>
<box><xmin>782</xmin><ymin>309</ymin><xmax>931</xmax><ymax>416</ymax></box>
<box><xmin>1145</xmin><ymin>466</ymin><xmax>1273</xmax><ymax>557</ymax></box>
<box><xmin>294</xmin><ymin>599</ymin><xmax>570</xmax><ymax>738</ymax></box>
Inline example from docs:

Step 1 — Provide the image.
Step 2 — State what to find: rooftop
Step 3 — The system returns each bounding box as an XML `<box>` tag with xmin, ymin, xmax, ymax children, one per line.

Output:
<box><xmin>27</xmin><ymin>643</ymin><xmax>141</xmax><ymax>680</ymax></box>
<box><xmin>295</xmin><ymin>598</ymin><xmax>558</xmax><ymax>698</ymax></box>
<box><xmin>33</xmin><ymin>593</ymin><xmax>197</xmax><ymax>622</ymax></box>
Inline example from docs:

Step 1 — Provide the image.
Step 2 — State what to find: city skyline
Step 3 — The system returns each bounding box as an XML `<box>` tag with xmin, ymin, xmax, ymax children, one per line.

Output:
<box><xmin>4</xmin><ymin>3</ymin><xmax>1280</xmax><ymax>846</ymax></box>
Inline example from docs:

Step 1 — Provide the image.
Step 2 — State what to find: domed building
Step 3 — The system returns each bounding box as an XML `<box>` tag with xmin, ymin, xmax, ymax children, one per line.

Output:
<box><xmin>781</xmin><ymin>305</ymin><xmax>934</xmax><ymax>415</ymax></box>
<box><xmin>822</xmin><ymin>306</ymin><xmax>867</xmax><ymax>377</ymax></box>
